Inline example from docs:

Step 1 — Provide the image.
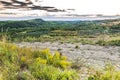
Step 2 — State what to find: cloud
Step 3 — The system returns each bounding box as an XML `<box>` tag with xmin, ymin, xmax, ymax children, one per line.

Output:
<box><xmin>1</xmin><ymin>0</ymin><xmax>120</xmax><ymax>17</ymax></box>
<box><xmin>0</xmin><ymin>0</ymin><xmax>67</xmax><ymax>12</ymax></box>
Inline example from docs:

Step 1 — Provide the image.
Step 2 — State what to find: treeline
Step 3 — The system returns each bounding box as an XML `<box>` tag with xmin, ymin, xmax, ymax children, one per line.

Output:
<box><xmin>0</xmin><ymin>18</ymin><xmax>120</xmax><ymax>41</ymax></box>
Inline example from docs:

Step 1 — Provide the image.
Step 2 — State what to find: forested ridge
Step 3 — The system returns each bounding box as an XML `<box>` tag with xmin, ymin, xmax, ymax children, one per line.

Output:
<box><xmin>0</xmin><ymin>18</ymin><xmax>120</xmax><ymax>45</ymax></box>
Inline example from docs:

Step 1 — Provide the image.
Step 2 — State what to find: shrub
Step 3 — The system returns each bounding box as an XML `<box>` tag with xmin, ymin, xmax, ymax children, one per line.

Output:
<box><xmin>107</xmin><ymin>40</ymin><xmax>120</xmax><ymax>46</ymax></box>
<box><xmin>88</xmin><ymin>64</ymin><xmax>120</xmax><ymax>80</ymax></box>
<box><xmin>75</xmin><ymin>45</ymin><xmax>79</xmax><ymax>49</ymax></box>
<box><xmin>80</xmin><ymin>39</ymin><xmax>94</xmax><ymax>45</ymax></box>
<box><xmin>95</xmin><ymin>40</ymin><xmax>107</xmax><ymax>46</ymax></box>
<box><xmin>71</xmin><ymin>58</ymin><xmax>86</xmax><ymax>70</ymax></box>
<box><xmin>0</xmin><ymin>42</ymin><xmax>78</xmax><ymax>80</ymax></box>
<box><xmin>30</xmin><ymin>63</ymin><xmax>78</xmax><ymax>80</ymax></box>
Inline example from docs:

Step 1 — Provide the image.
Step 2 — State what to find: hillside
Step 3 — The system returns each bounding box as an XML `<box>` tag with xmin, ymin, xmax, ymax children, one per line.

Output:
<box><xmin>0</xmin><ymin>18</ymin><xmax>120</xmax><ymax>45</ymax></box>
<box><xmin>0</xmin><ymin>18</ymin><xmax>120</xmax><ymax>80</ymax></box>
<box><xmin>0</xmin><ymin>42</ymin><xmax>78</xmax><ymax>80</ymax></box>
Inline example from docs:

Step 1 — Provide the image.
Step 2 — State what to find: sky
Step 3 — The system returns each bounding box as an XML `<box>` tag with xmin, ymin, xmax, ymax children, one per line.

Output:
<box><xmin>40</xmin><ymin>0</ymin><xmax>120</xmax><ymax>15</ymax></box>
<box><xmin>0</xmin><ymin>0</ymin><xmax>120</xmax><ymax>18</ymax></box>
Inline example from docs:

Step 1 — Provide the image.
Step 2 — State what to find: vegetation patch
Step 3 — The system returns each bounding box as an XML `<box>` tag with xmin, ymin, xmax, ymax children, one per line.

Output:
<box><xmin>0</xmin><ymin>42</ymin><xmax>78</xmax><ymax>80</ymax></box>
<box><xmin>88</xmin><ymin>64</ymin><xmax>120</xmax><ymax>80</ymax></box>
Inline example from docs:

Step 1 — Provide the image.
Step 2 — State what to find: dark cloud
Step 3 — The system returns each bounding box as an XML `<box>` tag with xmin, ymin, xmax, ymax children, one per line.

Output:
<box><xmin>29</xmin><ymin>5</ymin><xmax>66</xmax><ymax>12</ymax></box>
<box><xmin>0</xmin><ymin>0</ymin><xmax>66</xmax><ymax>12</ymax></box>
<box><xmin>1</xmin><ymin>1</ymin><xmax>12</xmax><ymax>6</ymax></box>
<box><xmin>67</xmin><ymin>9</ymin><xmax>75</xmax><ymax>11</ymax></box>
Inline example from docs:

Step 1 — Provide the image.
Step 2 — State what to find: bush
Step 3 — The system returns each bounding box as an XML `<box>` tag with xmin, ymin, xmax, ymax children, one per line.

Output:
<box><xmin>30</xmin><ymin>64</ymin><xmax>78</xmax><ymax>80</ymax></box>
<box><xmin>80</xmin><ymin>39</ymin><xmax>94</xmax><ymax>45</ymax></box>
<box><xmin>95</xmin><ymin>40</ymin><xmax>107</xmax><ymax>46</ymax></box>
<box><xmin>88</xmin><ymin>64</ymin><xmax>120</xmax><ymax>80</ymax></box>
<box><xmin>71</xmin><ymin>58</ymin><xmax>86</xmax><ymax>70</ymax></box>
<box><xmin>75</xmin><ymin>45</ymin><xmax>79</xmax><ymax>49</ymax></box>
<box><xmin>107</xmin><ymin>40</ymin><xmax>120</xmax><ymax>46</ymax></box>
<box><xmin>0</xmin><ymin>42</ymin><xmax>78</xmax><ymax>80</ymax></box>
<box><xmin>96</xmin><ymin>40</ymin><xmax>120</xmax><ymax>46</ymax></box>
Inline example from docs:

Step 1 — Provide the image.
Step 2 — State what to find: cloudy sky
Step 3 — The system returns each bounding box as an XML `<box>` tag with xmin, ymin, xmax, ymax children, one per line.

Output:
<box><xmin>40</xmin><ymin>0</ymin><xmax>120</xmax><ymax>15</ymax></box>
<box><xmin>0</xmin><ymin>0</ymin><xmax>120</xmax><ymax>17</ymax></box>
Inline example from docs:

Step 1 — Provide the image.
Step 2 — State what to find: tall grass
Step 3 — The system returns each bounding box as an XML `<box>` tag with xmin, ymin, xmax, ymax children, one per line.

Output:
<box><xmin>0</xmin><ymin>42</ymin><xmax>78</xmax><ymax>80</ymax></box>
<box><xmin>88</xmin><ymin>64</ymin><xmax>120</xmax><ymax>80</ymax></box>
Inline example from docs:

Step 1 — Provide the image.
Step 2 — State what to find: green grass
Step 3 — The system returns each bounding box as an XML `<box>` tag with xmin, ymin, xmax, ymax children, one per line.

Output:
<box><xmin>0</xmin><ymin>18</ymin><xmax>120</xmax><ymax>44</ymax></box>
<box><xmin>95</xmin><ymin>39</ymin><xmax>120</xmax><ymax>46</ymax></box>
<box><xmin>1</xmin><ymin>42</ymin><xmax>120</xmax><ymax>80</ymax></box>
<box><xmin>88</xmin><ymin>64</ymin><xmax>120</xmax><ymax>80</ymax></box>
<box><xmin>0</xmin><ymin>42</ymin><xmax>78</xmax><ymax>80</ymax></box>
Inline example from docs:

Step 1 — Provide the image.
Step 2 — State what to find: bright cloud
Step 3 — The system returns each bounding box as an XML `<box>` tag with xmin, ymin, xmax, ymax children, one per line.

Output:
<box><xmin>0</xmin><ymin>0</ymin><xmax>120</xmax><ymax>16</ymax></box>
<box><xmin>40</xmin><ymin>0</ymin><xmax>120</xmax><ymax>15</ymax></box>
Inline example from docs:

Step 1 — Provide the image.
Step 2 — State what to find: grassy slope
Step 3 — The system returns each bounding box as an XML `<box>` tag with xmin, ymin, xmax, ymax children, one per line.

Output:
<box><xmin>1</xmin><ymin>42</ymin><xmax>120</xmax><ymax>80</ymax></box>
<box><xmin>0</xmin><ymin>42</ymin><xmax>78</xmax><ymax>80</ymax></box>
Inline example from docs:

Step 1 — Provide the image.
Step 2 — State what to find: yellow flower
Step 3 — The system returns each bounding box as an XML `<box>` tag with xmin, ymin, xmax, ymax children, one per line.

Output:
<box><xmin>11</xmin><ymin>45</ymin><xmax>16</xmax><ymax>50</ymax></box>
<box><xmin>39</xmin><ymin>59</ymin><xmax>47</xmax><ymax>64</ymax></box>
<box><xmin>36</xmin><ymin>57</ymin><xmax>47</xmax><ymax>64</ymax></box>
<box><xmin>42</xmin><ymin>48</ymin><xmax>50</xmax><ymax>54</ymax></box>
<box><xmin>61</xmin><ymin>56</ymin><xmax>67</xmax><ymax>60</ymax></box>
<box><xmin>21</xmin><ymin>56</ymin><xmax>26</xmax><ymax>62</ymax></box>
<box><xmin>49</xmin><ymin>54</ymin><xmax>53</xmax><ymax>59</ymax></box>
<box><xmin>59</xmin><ymin>60</ymin><xmax>71</xmax><ymax>69</ymax></box>
<box><xmin>54</xmin><ymin>51</ymin><xmax>60</xmax><ymax>59</ymax></box>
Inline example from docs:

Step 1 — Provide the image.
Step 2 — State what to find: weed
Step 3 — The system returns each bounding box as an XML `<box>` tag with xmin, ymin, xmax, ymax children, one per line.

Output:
<box><xmin>75</xmin><ymin>45</ymin><xmax>79</xmax><ymax>49</ymax></box>
<box><xmin>0</xmin><ymin>42</ymin><xmax>78</xmax><ymax>80</ymax></box>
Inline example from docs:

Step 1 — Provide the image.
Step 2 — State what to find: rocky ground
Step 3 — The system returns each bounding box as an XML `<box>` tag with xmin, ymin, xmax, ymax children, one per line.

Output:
<box><xmin>14</xmin><ymin>42</ymin><xmax>120</xmax><ymax>69</ymax></box>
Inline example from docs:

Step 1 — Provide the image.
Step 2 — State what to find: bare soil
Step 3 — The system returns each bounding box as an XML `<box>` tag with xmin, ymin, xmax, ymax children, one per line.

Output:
<box><xmin>14</xmin><ymin>42</ymin><xmax>120</xmax><ymax>69</ymax></box>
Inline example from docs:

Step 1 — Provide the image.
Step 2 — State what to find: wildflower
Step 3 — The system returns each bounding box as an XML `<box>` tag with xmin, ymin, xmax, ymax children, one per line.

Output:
<box><xmin>49</xmin><ymin>54</ymin><xmax>53</xmax><ymax>60</ymax></box>
<box><xmin>42</xmin><ymin>48</ymin><xmax>50</xmax><ymax>54</ymax></box>
<box><xmin>61</xmin><ymin>56</ymin><xmax>67</xmax><ymax>60</ymax></box>
<box><xmin>36</xmin><ymin>57</ymin><xmax>47</xmax><ymax>64</ymax></box>
<box><xmin>59</xmin><ymin>60</ymin><xmax>71</xmax><ymax>69</ymax></box>
<box><xmin>54</xmin><ymin>51</ymin><xmax>60</xmax><ymax>59</ymax></box>
<box><xmin>21</xmin><ymin>56</ymin><xmax>26</xmax><ymax>62</ymax></box>
<box><xmin>11</xmin><ymin>45</ymin><xmax>16</xmax><ymax>50</ymax></box>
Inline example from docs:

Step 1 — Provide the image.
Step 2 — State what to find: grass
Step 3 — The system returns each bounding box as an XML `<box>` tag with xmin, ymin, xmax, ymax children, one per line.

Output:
<box><xmin>1</xmin><ymin>18</ymin><xmax>120</xmax><ymax>80</ymax></box>
<box><xmin>88</xmin><ymin>64</ymin><xmax>120</xmax><ymax>80</ymax></box>
<box><xmin>1</xmin><ymin>41</ymin><xmax>120</xmax><ymax>80</ymax></box>
<box><xmin>0</xmin><ymin>42</ymin><xmax>79</xmax><ymax>80</ymax></box>
<box><xmin>95</xmin><ymin>39</ymin><xmax>120</xmax><ymax>46</ymax></box>
<box><xmin>10</xmin><ymin>34</ymin><xmax>120</xmax><ymax>46</ymax></box>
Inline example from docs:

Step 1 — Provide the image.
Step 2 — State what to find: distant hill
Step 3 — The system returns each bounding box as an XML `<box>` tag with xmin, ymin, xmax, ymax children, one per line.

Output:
<box><xmin>0</xmin><ymin>18</ymin><xmax>120</xmax><ymax>29</ymax></box>
<box><xmin>0</xmin><ymin>19</ymin><xmax>45</xmax><ymax>28</ymax></box>
<box><xmin>0</xmin><ymin>18</ymin><xmax>120</xmax><ymax>42</ymax></box>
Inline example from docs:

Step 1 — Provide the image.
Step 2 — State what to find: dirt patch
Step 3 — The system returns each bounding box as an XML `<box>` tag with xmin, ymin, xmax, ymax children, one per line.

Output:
<box><xmin>14</xmin><ymin>42</ymin><xmax>120</xmax><ymax>69</ymax></box>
